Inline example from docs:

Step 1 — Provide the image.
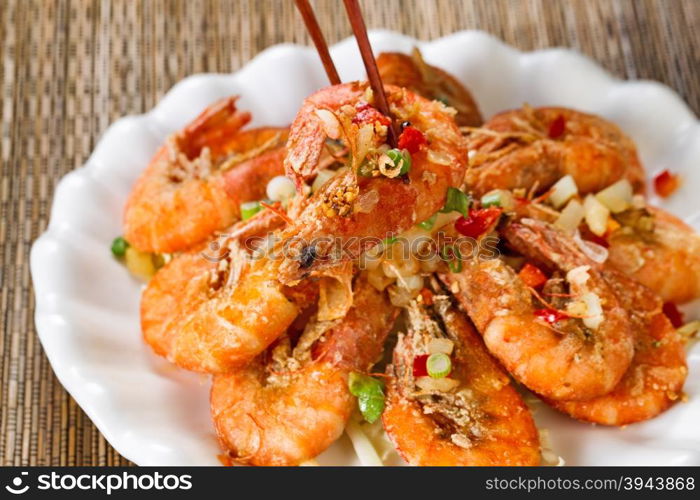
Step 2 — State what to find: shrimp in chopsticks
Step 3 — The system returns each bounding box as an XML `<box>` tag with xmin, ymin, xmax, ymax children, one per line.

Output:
<box><xmin>211</xmin><ymin>274</ymin><xmax>397</xmax><ymax>466</ymax></box>
<box><xmin>124</xmin><ymin>95</ymin><xmax>288</xmax><ymax>253</ymax></box>
<box><xmin>382</xmin><ymin>291</ymin><xmax>540</xmax><ymax>466</ymax></box>
<box><xmin>280</xmin><ymin>82</ymin><xmax>467</xmax><ymax>283</ymax></box>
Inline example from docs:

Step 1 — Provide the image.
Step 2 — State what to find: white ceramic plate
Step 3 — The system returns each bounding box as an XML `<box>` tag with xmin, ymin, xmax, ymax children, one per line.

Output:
<box><xmin>31</xmin><ymin>30</ymin><xmax>700</xmax><ymax>466</ymax></box>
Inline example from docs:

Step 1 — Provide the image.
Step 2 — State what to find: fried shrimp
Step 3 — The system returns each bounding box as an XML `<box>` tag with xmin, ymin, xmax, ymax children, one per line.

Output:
<box><xmin>280</xmin><ymin>82</ymin><xmax>467</xmax><ymax>282</ymax></box>
<box><xmin>549</xmin><ymin>272</ymin><xmax>687</xmax><ymax>425</ymax></box>
<box><xmin>377</xmin><ymin>49</ymin><xmax>483</xmax><ymax>126</ymax></box>
<box><xmin>607</xmin><ymin>206</ymin><xmax>700</xmax><ymax>304</ymax></box>
<box><xmin>464</xmin><ymin>106</ymin><xmax>645</xmax><ymax>197</ymax></box>
<box><xmin>442</xmin><ymin>218</ymin><xmax>634</xmax><ymax>401</ymax></box>
<box><xmin>140</xmin><ymin>210</ymin><xmax>313</xmax><ymax>373</ymax></box>
<box><xmin>210</xmin><ymin>275</ymin><xmax>397</xmax><ymax>466</ymax></box>
<box><xmin>382</xmin><ymin>292</ymin><xmax>540</xmax><ymax>466</ymax></box>
<box><xmin>124</xmin><ymin>95</ymin><xmax>288</xmax><ymax>253</ymax></box>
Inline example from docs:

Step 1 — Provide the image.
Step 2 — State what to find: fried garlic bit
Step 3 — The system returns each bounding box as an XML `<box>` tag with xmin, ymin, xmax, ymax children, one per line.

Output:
<box><xmin>321</xmin><ymin>182</ymin><xmax>360</xmax><ymax>217</ymax></box>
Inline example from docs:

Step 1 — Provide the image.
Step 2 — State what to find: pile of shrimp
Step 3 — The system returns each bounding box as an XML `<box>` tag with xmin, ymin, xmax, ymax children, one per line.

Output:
<box><xmin>114</xmin><ymin>48</ymin><xmax>699</xmax><ymax>467</ymax></box>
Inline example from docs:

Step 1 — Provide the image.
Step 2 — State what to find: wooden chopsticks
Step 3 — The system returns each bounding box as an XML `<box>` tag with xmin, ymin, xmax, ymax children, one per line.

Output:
<box><xmin>341</xmin><ymin>0</ymin><xmax>398</xmax><ymax>146</ymax></box>
<box><xmin>294</xmin><ymin>0</ymin><xmax>398</xmax><ymax>147</ymax></box>
<box><xmin>294</xmin><ymin>0</ymin><xmax>341</xmax><ymax>85</ymax></box>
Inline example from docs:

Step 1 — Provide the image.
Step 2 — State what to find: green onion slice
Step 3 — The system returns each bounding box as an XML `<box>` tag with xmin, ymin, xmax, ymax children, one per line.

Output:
<box><xmin>111</xmin><ymin>236</ymin><xmax>129</xmax><ymax>258</ymax></box>
<box><xmin>440</xmin><ymin>187</ymin><xmax>471</xmax><ymax>216</ymax></box>
<box><xmin>481</xmin><ymin>191</ymin><xmax>503</xmax><ymax>208</ymax></box>
<box><xmin>440</xmin><ymin>244</ymin><xmax>463</xmax><ymax>273</ymax></box>
<box><xmin>427</xmin><ymin>353</ymin><xmax>452</xmax><ymax>378</ymax></box>
<box><xmin>418</xmin><ymin>213</ymin><xmax>438</xmax><ymax>230</ymax></box>
<box><xmin>240</xmin><ymin>201</ymin><xmax>263</xmax><ymax>220</ymax></box>
<box><xmin>348</xmin><ymin>372</ymin><xmax>386</xmax><ymax>424</ymax></box>
<box><xmin>382</xmin><ymin>236</ymin><xmax>397</xmax><ymax>246</ymax></box>
<box><xmin>386</xmin><ymin>148</ymin><xmax>412</xmax><ymax>176</ymax></box>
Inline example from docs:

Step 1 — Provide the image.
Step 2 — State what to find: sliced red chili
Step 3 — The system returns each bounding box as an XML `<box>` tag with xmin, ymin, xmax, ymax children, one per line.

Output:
<box><xmin>548</xmin><ymin>114</ymin><xmax>566</xmax><ymax>139</ymax></box>
<box><xmin>352</xmin><ymin>102</ymin><xmax>391</xmax><ymax>127</ymax></box>
<box><xmin>413</xmin><ymin>354</ymin><xmax>429</xmax><ymax>377</ymax></box>
<box><xmin>397</xmin><ymin>125</ymin><xmax>427</xmax><ymax>154</ymax></box>
<box><xmin>662</xmin><ymin>302</ymin><xmax>684</xmax><ymax>328</ymax></box>
<box><xmin>455</xmin><ymin>207</ymin><xmax>503</xmax><ymax>239</ymax></box>
<box><xmin>653</xmin><ymin>170</ymin><xmax>680</xmax><ymax>198</ymax></box>
<box><xmin>519</xmin><ymin>263</ymin><xmax>548</xmax><ymax>288</ymax></box>
<box><xmin>534</xmin><ymin>308</ymin><xmax>569</xmax><ymax>324</ymax></box>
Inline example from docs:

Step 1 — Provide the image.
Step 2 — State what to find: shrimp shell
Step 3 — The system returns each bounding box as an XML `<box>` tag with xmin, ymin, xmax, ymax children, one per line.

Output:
<box><xmin>464</xmin><ymin>106</ymin><xmax>645</xmax><ymax>197</ymax></box>
<box><xmin>607</xmin><ymin>206</ymin><xmax>700</xmax><ymax>304</ymax></box>
<box><xmin>377</xmin><ymin>49</ymin><xmax>483</xmax><ymax>126</ymax></box>
<box><xmin>383</xmin><ymin>297</ymin><xmax>540</xmax><ymax>466</ymax></box>
<box><xmin>280</xmin><ymin>82</ymin><xmax>467</xmax><ymax>283</ymax></box>
<box><xmin>211</xmin><ymin>276</ymin><xmax>397</xmax><ymax>466</ymax></box>
<box><xmin>140</xmin><ymin>211</ymin><xmax>308</xmax><ymax>373</ymax></box>
<box><xmin>124</xmin><ymin>95</ymin><xmax>287</xmax><ymax>253</ymax></box>
<box><xmin>442</xmin><ymin>219</ymin><xmax>635</xmax><ymax>401</ymax></box>
<box><xmin>548</xmin><ymin>272</ymin><xmax>687</xmax><ymax>425</ymax></box>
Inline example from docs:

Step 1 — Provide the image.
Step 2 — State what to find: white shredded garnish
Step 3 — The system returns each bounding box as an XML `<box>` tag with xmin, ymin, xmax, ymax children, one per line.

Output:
<box><xmin>345</xmin><ymin>416</ymin><xmax>384</xmax><ymax>466</ymax></box>
<box><xmin>678</xmin><ymin>320</ymin><xmax>700</xmax><ymax>345</ymax></box>
<box><xmin>539</xmin><ymin>429</ymin><xmax>565</xmax><ymax>466</ymax></box>
<box><xmin>346</xmin><ymin>411</ymin><xmax>404</xmax><ymax>466</ymax></box>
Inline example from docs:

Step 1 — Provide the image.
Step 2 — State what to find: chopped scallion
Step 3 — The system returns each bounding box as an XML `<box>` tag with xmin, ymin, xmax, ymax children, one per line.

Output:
<box><xmin>348</xmin><ymin>372</ymin><xmax>385</xmax><ymax>423</ymax></box>
<box><xmin>382</xmin><ymin>236</ymin><xmax>397</xmax><ymax>246</ymax></box>
<box><xmin>481</xmin><ymin>191</ymin><xmax>503</xmax><ymax>208</ymax></box>
<box><xmin>417</xmin><ymin>213</ymin><xmax>438</xmax><ymax>230</ymax></box>
<box><xmin>240</xmin><ymin>201</ymin><xmax>262</xmax><ymax>220</ymax></box>
<box><xmin>386</xmin><ymin>148</ymin><xmax>412</xmax><ymax>175</ymax></box>
<box><xmin>426</xmin><ymin>352</ymin><xmax>452</xmax><ymax>379</ymax></box>
<box><xmin>440</xmin><ymin>187</ymin><xmax>471</xmax><ymax>216</ymax></box>
<box><xmin>111</xmin><ymin>236</ymin><xmax>129</xmax><ymax>258</ymax></box>
<box><xmin>440</xmin><ymin>244</ymin><xmax>463</xmax><ymax>273</ymax></box>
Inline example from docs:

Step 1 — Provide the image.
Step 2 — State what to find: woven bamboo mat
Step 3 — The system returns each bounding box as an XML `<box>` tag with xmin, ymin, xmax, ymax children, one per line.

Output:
<box><xmin>1</xmin><ymin>0</ymin><xmax>698</xmax><ymax>466</ymax></box>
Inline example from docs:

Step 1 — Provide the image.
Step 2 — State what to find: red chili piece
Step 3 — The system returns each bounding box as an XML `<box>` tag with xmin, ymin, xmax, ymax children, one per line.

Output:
<box><xmin>548</xmin><ymin>114</ymin><xmax>566</xmax><ymax>139</ymax></box>
<box><xmin>662</xmin><ymin>302</ymin><xmax>684</xmax><ymax>328</ymax></box>
<box><xmin>455</xmin><ymin>207</ymin><xmax>503</xmax><ymax>239</ymax></box>
<box><xmin>413</xmin><ymin>354</ymin><xmax>429</xmax><ymax>377</ymax></box>
<box><xmin>653</xmin><ymin>170</ymin><xmax>680</xmax><ymax>198</ymax></box>
<box><xmin>519</xmin><ymin>263</ymin><xmax>548</xmax><ymax>288</ymax></box>
<box><xmin>397</xmin><ymin>126</ymin><xmax>427</xmax><ymax>154</ymax></box>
